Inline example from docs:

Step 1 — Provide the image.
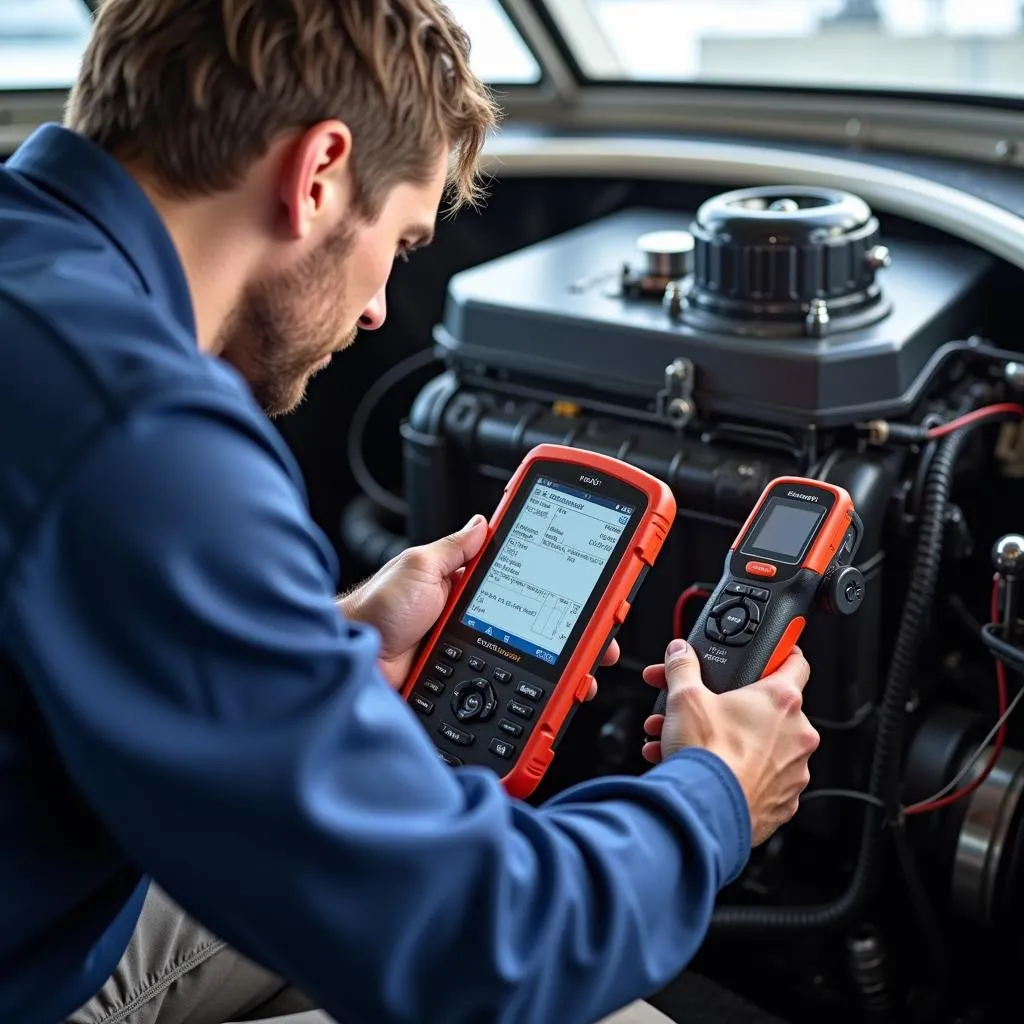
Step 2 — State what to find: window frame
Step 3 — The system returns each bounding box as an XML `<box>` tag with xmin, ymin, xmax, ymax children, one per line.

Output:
<box><xmin>494</xmin><ymin>0</ymin><xmax>1024</xmax><ymax>170</ymax></box>
<box><xmin>0</xmin><ymin>0</ymin><xmax>560</xmax><ymax>152</ymax></box>
<box><xmin>4</xmin><ymin>0</ymin><xmax>1024</xmax><ymax>171</ymax></box>
<box><xmin>533</xmin><ymin>0</ymin><xmax>1024</xmax><ymax>109</ymax></box>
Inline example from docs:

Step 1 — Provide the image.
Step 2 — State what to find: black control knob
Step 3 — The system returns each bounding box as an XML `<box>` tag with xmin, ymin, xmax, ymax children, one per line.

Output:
<box><xmin>685</xmin><ymin>185</ymin><xmax>891</xmax><ymax>338</ymax></box>
<box><xmin>820</xmin><ymin>565</ymin><xmax>866</xmax><ymax>616</ymax></box>
<box><xmin>719</xmin><ymin>604</ymin><xmax>749</xmax><ymax>636</ymax></box>
<box><xmin>451</xmin><ymin>678</ymin><xmax>498</xmax><ymax>722</ymax></box>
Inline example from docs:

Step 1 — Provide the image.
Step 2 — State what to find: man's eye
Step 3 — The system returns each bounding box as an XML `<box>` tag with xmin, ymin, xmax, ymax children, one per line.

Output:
<box><xmin>395</xmin><ymin>241</ymin><xmax>421</xmax><ymax>264</ymax></box>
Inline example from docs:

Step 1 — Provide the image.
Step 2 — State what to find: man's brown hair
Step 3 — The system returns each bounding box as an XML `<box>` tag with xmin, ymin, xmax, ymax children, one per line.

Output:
<box><xmin>66</xmin><ymin>0</ymin><xmax>500</xmax><ymax>215</ymax></box>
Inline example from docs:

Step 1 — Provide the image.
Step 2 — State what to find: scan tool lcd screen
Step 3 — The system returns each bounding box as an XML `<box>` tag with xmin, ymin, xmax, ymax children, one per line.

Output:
<box><xmin>744</xmin><ymin>501</ymin><xmax>825</xmax><ymax>563</ymax></box>
<box><xmin>460</xmin><ymin>478</ymin><xmax>635</xmax><ymax>665</ymax></box>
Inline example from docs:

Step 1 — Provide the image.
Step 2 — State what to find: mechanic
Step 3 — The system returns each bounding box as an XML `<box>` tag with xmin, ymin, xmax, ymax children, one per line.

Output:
<box><xmin>0</xmin><ymin>2</ymin><xmax>820</xmax><ymax>1023</ymax></box>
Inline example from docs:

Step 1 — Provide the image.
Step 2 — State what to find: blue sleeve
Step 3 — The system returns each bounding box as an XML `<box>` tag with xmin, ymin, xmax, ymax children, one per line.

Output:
<box><xmin>10</xmin><ymin>406</ymin><xmax>751</xmax><ymax>1024</ymax></box>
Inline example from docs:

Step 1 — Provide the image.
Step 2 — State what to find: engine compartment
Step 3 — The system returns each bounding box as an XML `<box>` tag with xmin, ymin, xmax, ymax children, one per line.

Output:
<box><xmin>335</xmin><ymin>178</ymin><xmax>1024</xmax><ymax>1023</ymax></box>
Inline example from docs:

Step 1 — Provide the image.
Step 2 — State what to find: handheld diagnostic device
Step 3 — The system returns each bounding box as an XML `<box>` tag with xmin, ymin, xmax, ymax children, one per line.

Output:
<box><xmin>403</xmin><ymin>443</ymin><xmax>676</xmax><ymax>798</ymax></box>
<box><xmin>654</xmin><ymin>476</ymin><xmax>865</xmax><ymax>716</ymax></box>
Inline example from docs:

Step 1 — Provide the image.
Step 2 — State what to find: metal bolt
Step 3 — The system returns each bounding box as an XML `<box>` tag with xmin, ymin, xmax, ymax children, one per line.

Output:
<box><xmin>1005</xmin><ymin>361</ymin><xmax>1024</xmax><ymax>391</ymax></box>
<box><xmin>866</xmin><ymin>420</ymin><xmax>890</xmax><ymax>445</ymax></box>
<box><xmin>993</xmin><ymin>534</ymin><xmax>1024</xmax><ymax>575</ymax></box>
<box><xmin>667</xmin><ymin>398</ymin><xmax>694</xmax><ymax>423</ymax></box>
<box><xmin>620</xmin><ymin>262</ymin><xmax>632</xmax><ymax>293</ymax></box>
<box><xmin>664</xmin><ymin>282</ymin><xmax>684</xmax><ymax>319</ymax></box>
<box><xmin>805</xmin><ymin>298</ymin><xmax>830</xmax><ymax>338</ymax></box>
<box><xmin>866</xmin><ymin>244</ymin><xmax>891</xmax><ymax>270</ymax></box>
<box><xmin>994</xmin><ymin>139</ymin><xmax>1018</xmax><ymax>161</ymax></box>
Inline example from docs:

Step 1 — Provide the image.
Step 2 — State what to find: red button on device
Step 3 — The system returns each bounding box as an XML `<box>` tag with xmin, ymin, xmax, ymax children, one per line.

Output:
<box><xmin>745</xmin><ymin>560</ymin><xmax>778</xmax><ymax>578</ymax></box>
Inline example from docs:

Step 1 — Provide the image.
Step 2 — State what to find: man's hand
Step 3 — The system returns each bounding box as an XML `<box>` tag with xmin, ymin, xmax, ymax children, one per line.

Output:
<box><xmin>641</xmin><ymin>639</ymin><xmax>819</xmax><ymax>847</ymax></box>
<box><xmin>339</xmin><ymin>515</ymin><xmax>620</xmax><ymax>689</ymax></box>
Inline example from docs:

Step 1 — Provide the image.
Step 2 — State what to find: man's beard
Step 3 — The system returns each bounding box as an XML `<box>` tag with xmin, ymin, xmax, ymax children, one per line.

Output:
<box><xmin>216</xmin><ymin>226</ymin><xmax>358</xmax><ymax>417</ymax></box>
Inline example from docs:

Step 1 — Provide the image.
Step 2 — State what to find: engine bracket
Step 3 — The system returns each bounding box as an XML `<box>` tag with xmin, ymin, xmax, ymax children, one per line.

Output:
<box><xmin>656</xmin><ymin>357</ymin><xmax>696</xmax><ymax>429</ymax></box>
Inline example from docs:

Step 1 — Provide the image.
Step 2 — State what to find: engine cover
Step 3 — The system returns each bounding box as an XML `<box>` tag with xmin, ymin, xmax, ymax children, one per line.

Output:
<box><xmin>436</xmin><ymin>189</ymin><xmax>995</xmax><ymax>429</ymax></box>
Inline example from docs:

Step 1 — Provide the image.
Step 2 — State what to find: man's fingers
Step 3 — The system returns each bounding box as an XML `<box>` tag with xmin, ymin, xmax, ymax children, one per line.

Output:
<box><xmin>642</xmin><ymin>741</ymin><xmax>662</xmax><ymax>764</ymax></box>
<box><xmin>768</xmin><ymin>646</ymin><xmax>811</xmax><ymax>692</ymax></box>
<box><xmin>585</xmin><ymin>639</ymin><xmax>618</xmax><ymax>702</ymax></box>
<box><xmin>600</xmin><ymin>639</ymin><xmax>620</xmax><ymax>667</ymax></box>
<box><xmin>642</xmin><ymin>664</ymin><xmax>667</xmax><ymax>688</ymax></box>
<box><xmin>643</xmin><ymin>714</ymin><xmax>664</xmax><ymax>737</ymax></box>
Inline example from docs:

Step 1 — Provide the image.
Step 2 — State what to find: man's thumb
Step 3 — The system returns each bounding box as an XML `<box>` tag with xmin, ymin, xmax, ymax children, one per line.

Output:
<box><xmin>433</xmin><ymin>514</ymin><xmax>488</xmax><ymax>575</ymax></box>
<box><xmin>663</xmin><ymin>639</ymin><xmax>705</xmax><ymax>700</ymax></box>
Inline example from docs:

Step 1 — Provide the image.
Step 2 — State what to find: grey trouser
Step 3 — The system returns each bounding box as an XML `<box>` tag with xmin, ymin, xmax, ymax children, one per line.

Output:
<box><xmin>67</xmin><ymin>883</ymin><xmax>675</xmax><ymax>1024</ymax></box>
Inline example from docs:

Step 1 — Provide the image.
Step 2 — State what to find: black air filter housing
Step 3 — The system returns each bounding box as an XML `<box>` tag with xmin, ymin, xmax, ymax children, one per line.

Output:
<box><xmin>436</xmin><ymin>190</ymin><xmax>996</xmax><ymax>429</ymax></box>
<box><xmin>686</xmin><ymin>185</ymin><xmax>891</xmax><ymax>337</ymax></box>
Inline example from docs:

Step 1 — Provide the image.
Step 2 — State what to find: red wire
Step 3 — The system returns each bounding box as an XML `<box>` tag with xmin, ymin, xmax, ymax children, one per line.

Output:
<box><xmin>898</xmin><ymin>400</ymin><xmax>1023</xmax><ymax>812</ymax></box>
<box><xmin>926</xmin><ymin>402</ymin><xmax>1024</xmax><ymax>439</ymax></box>
<box><xmin>905</xmin><ymin>573</ymin><xmax>1009</xmax><ymax>815</ymax></box>
<box><xmin>673</xmin><ymin>585</ymin><xmax>710</xmax><ymax>638</ymax></box>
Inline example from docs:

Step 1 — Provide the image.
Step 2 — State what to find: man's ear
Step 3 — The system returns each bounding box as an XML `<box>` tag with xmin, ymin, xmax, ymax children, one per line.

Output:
<box><xmin>279</xmin><ymin>120</ymin><xmax>354</xmax><ymax>240</ymax></box>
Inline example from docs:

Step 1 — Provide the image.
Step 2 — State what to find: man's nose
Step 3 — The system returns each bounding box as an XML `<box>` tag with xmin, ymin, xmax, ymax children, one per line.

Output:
<box><xmin>359</xmin><ymin>287</ymin><xmax>387</xmax><ymax>331</ymax></box>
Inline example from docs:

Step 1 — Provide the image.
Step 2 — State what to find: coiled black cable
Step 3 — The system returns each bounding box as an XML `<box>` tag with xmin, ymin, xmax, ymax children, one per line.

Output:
<box><xmin>346</xmin><ymin>349</ymin><xmax>440</xmax><ymax>519</ymax></box>
<box><xmin>710</xmin><ymin>428</ymin><xmax>968</xmax><ymax>934</ymax></box>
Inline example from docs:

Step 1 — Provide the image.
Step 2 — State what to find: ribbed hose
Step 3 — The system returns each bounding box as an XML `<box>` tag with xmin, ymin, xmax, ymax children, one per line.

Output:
<box><xmin>710</xmin><ymin>429</ymin><xmax>968</xmax><ymax>933</ymax></box>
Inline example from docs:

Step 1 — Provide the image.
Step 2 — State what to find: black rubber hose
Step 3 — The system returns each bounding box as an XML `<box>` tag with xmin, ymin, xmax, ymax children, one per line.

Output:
<box><xmin>340</xmin><ymin>495</ymin><xmax>409</xmax><ymax>573</ymax></box>
<box><xmin>710</xmin><ymin>429</ymin><xmax>967</xmax><ymax>933</ymax></box>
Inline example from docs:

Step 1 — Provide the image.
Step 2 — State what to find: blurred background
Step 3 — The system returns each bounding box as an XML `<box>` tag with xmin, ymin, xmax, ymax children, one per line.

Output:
<box><xmin>6</xmin><ymin>0</ymin><xmax>1024</xmax><ymax>96</ymax></box>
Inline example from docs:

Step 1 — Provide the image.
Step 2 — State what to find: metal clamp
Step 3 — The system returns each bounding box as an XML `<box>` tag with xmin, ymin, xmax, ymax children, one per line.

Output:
<box><xmin>656</xmin><ymin>358</ymin><xmax>696</xmax><ymax>427</ymax></box>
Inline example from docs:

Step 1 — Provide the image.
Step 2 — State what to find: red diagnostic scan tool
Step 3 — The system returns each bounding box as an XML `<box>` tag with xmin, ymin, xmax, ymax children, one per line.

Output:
<box><xmin>653</xmin><ymin>476</ymin><xmax>864</xmax><ymax>717</ymax></box>
<box><xmin>402</xmin><ymin>443</ymin><xmax>676</xmax><ymax>799</ymax></box>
